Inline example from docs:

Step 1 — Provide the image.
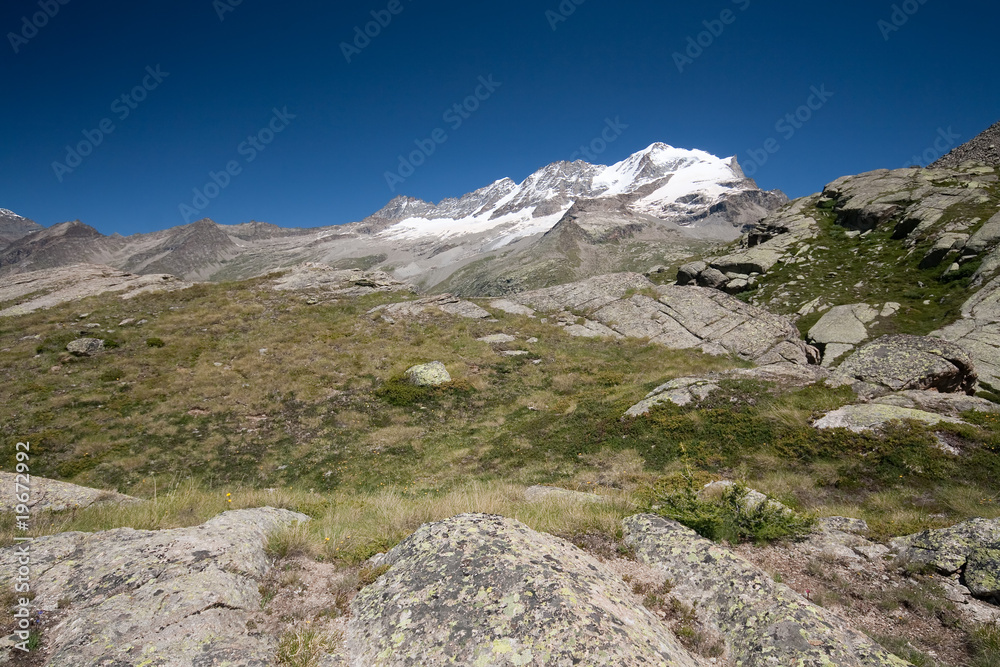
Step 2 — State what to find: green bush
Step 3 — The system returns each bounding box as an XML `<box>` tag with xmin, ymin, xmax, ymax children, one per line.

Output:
<box><xmin>145</xmin><ymin>337</ymin><xmax>166</xmax><ymax>348</ymax></box>
<box><xmin>647</xmin><ymin>477</ymin><xmax>814</xmax><ymax>544</ymax></box>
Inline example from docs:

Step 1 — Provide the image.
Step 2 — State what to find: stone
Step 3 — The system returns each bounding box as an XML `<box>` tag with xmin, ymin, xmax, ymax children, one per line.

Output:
<box><xmin>813</xmin><ymin>404</ymin><xmax>966</xmax><ymax>433</ymax></box>
<box><xmin>488</xmin><ymin>299</ymin><xmax>535</xmax><ymax>317</ymax></box>
<box><xmin>0</xmin><ymin>508</ymin><xmax>309</xmax><ymax>666</ymax></box>
<box><xmin>348</xmin><ymin>514</ymin><xmax>700</xmax><ymax>666</ymax></box>
<box><xmin>404</xmin><ymin>361</ymin><xmax>451</xmax><ymax>387</ymax></box>
<box><xmin>872</xmin><ymin>390</ymin><xmax>1000</xmax><ymax>417</ymax></box>
<box><xmin>477</xmin><ymin>333</ymin><xmax>516</xmax><ymax>344</ymax></box>
<box><xmin>837</xmin><ymin>335</ymin><xmax>978</xmax><ymax>394</ymax></box>
<box><xmin>890</xmin><ymin>518</ymin><xmax>1000</xmax><ymax>575</ymax></box>
<box><xmin>66</xmin><ymin>337</ymin><xmax>105</xmax><ymax>356</ymax></box>
<box><xmin>675</xmin><ymin>260</ymin><xmax>707</xmax><ymax>286</ymax></box>
<box><xmin>0</xmin><ymin>473</ymin><xmax>140</xmax><ymax>513</ymax></box>
<box><xmin>625</xmin><ymin>364</ymin><xmax>832</xmax><ymax>418</ymax></box>
<box><xmin>372</xmin><ymin>294</ymin><xmax>493</xmax><ymax>322</ymax></box>
<box><xmin>964</xmin><ymin>211</ymin><xmax>1000</xmax><ymax>254</ymax></box>
<box><xmin>965</xmin><ymin>546</ymin><xmax>1000</xmax><ymax>599</ymax></box>
<box><xmin>697</xmin><ymin>266</ymin><xmax>728</xmax><ymax>289</ymax></box>
<box><xmin>271</xmin><ymin>264</ymin><xmax>414</xmax><ymax>296</ymax></box>
<box><xmin>808</xmin><ymin>304</ymin><xmax>881</xmax><ymax>367</ymax></box>
<box><xmin>624</xmin><ymin>514</ymin><xmax>911</xmax><ymax>667</ymax></box>
<box><xmin>934</xmin><ymin>275</ymin><xmax>1000</xmax><ymax>390</ymax></box>
<box><xmin>817</xmin><ymin>516</ymin><xmax>870</xmax><ymax>536</ymax></box>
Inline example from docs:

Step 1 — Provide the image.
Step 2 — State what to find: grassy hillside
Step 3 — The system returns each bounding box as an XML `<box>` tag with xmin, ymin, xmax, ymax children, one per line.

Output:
<box><xmin>1</xmin><ymin>275</ymin><xmax>998</xmax><ymax>560</ymax></box>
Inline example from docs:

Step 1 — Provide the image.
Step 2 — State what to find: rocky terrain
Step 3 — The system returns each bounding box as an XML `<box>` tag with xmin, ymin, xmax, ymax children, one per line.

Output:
<box><xmin>1</xmin><ymin>127</ymin><xmax>999</xmax><ymax>665</ymax></box>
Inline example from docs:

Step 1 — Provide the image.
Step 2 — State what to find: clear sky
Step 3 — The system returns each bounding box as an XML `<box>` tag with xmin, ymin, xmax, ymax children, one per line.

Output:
<box><xmin>2</xmin><ymin>0</ymin><xmax>998</xmax><ymax>235</ymax></box>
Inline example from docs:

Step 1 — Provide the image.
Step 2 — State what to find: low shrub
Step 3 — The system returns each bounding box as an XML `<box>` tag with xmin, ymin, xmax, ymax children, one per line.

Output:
<box><xmin>647</xmin><ymin>475</ymin><xmax>814</xmax><ymax>544</ymax></box>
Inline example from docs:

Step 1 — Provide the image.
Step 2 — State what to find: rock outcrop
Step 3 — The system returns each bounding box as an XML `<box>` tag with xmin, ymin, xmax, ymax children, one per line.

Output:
<box><xmin>813</xmin><ymin>403</ymin><xmax>966</xmax><ymax>433</ymax></box>
<box><xmin>934</xmin><ymin>274</ymin><xmax>1000</xmax><ymax>391</ymax></box>
<box><xmin>510</xmin><ymin>273</ymin><xmax>818</xmax><ymax>365</ymax></box>
<box><xmin>349</xmin><ymin>513</ymin><xmax>701</xmax><ymax>666</ymax></box>
<box><xmin>0</xmin><ymin>472</ymin><xmax>139</xmax><ymax>513</ymax></box>
<box><xmin>891</xmin><ymin>519</ymin><xmax>1000</xmax><ymax>601</ymax></box>
<box><xmin>0</xmin><ymin>508</ymin><xmax>309</xmax><ymax>666</ymax></box>
<box><xmin>370</xmin><ymin>294</ymin><xmax>492</xmax><ymax>322</ymax></box>
<box><xmin>271</xmin><ymin>263</ymin><xmax>414</xmax><ymax>297</ymax></box>
<box><xmin>625</xmin><ymin>363</ymin><xmax>831</xmax><ymax>416</ymax></box>
<box><xmin>624</xmin><ymin>514</ymin><xmax>912</xmax><ymax>667</ymax></box>
<box><xmin>808</xmin><ymin>303</ymin><xmax>900</xmax><ymax>367</ymax></box>
<box><xmin>0</xmin><ymin>264</ymin><xmax>191</xmax><ymax>317</ymax></box>
<box><xmin>836</xmin><ymin>335</ymin><xmax>978</xmax><ymax>394</ymax></box>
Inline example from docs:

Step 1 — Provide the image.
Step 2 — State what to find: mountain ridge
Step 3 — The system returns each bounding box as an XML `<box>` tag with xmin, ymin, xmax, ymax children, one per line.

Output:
<box><xmin>0</xmin><ymin>143</ymin><xmax>786</xmax><ymax>291</ymax></box>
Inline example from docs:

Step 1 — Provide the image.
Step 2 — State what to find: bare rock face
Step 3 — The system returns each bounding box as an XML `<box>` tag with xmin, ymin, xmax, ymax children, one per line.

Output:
<box><xmin>0</xmin><ymin>507</ymin><xmax>309</xmax><ymax>666</ymax></box>
<box><xmin>0</xmin><ymin>472</ymin><xmax>139</xmax><ymax>513</ymax></box>
<box><xmin>511</xmin><ymin>273</ymin><xmax>817</xmax><ymax>365</ymax></box>
<box><xmin>0</xmin><ymin>264</ymin><xmax>191</xmax><ymax>317</ymax></box>
<box><xmin>836</xmin><ymin>335</ymin><xmax>978</xmax><ymax>394</ymax></box>
<box><xmin>624</xmin><ymin>514</ymin><xmax>912</xmax><ymax>667</ymax></box>
<box><xmin>934</xmin><ymin>274</ymin><xmax>1000</xmax><ymax>391</ymax></box>
<box><xmin>271</xmin><ymin>263</ymin><xmax>414</xmax><ymax>297</ymax></box>
<box><xmin>369</xmin><ymin>294</ymin><xmax>492</xmax><ymax>323</ymax></box>
<box><xmin>348</xmin><ymin>513</ymin><xmax>701</xmax><ymax>667</ymax></box>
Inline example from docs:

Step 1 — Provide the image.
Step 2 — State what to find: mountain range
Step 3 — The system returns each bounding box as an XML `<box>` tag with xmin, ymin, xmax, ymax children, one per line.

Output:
<box><xmin>0</xmin><ymin>144</ymin><xmax>786</xmax><ymax>293</ymax></box>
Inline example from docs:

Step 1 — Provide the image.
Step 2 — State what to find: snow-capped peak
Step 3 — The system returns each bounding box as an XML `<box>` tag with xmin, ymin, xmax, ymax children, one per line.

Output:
<box><xmin>372</xmin><ymin>142</ymin><xmax>760</xmax><ymax>247</ymax></box>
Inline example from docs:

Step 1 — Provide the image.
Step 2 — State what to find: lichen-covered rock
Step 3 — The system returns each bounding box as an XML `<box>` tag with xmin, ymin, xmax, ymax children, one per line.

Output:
<box><xmin>965</xmin><ymin>546</ymin><xmax>1000</xmax><ymax>600</ymax></box>
<box><xmin>891</xmin><ymin>518</ymin><xmax>1000</xmax><ymax>576</ymax></box>
<box><xmin>404</xmin><ymin>361</ymin><xmax>451</xmax><ymax>386</ymax></box>
<box><xmin>0</xmin><ymin>472</ymin><xmax>140</xmax><ymax>513</ymax></box>
<box><xmin>813</xmin><ymin>403</ymin><xmax>966</xmax><ymax>433</ymax></box>
<box><xmin>347</xmin><ymin>513</ymin><xmax>701</xmax><ymax>667</ymax></box>
<box><xmin>872</xmin><ymin>390</ymin><xmax>1000</xmax><ymax>417</ymax></box>
<box><xmin>0</xmin><ymin>507</ymin><xmax>308</xmax><ymax>666</ymax></box>
<box><xmin>836</xmin><ymin>335</ymin><xmax>978</xmax><ymax>394</ymax></box>
<box><xmin>625</xmin><ymin>377</ymin><xmax>721</xmax><ymax>416</ymax></box>
<box><xmin>624</xmin><ymin>514</ymin><xmax>912</xmax><ymax>667</ymax></box>
<box><xmin>66</xmin><ymin>337</ymin><xmax>105</xmax><ymax>356</ymax></box>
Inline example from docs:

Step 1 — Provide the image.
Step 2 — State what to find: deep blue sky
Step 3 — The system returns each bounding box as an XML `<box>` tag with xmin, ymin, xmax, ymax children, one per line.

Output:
<box><xmin>2</xmin><ymin>0</ymin><xmax>997</xmax><ymax>235</ymax></box>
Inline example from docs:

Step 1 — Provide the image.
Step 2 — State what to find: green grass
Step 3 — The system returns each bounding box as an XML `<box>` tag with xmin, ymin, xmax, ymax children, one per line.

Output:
<box><xmin>0</xmin><ymin>272</ymin><xmax>998</xmax><ymax>552</ymax></box>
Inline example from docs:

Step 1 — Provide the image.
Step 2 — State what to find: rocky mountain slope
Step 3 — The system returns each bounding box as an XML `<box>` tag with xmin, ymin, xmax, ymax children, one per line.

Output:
<box><xmin>0</xmin><ymin>144</ymin><xmax>785</xmax><ymax>292</ymax></box>
<box><xmin>0</xmin><ymin>208</ymin><xmax>42</xmax><ymax>246</ymax></box>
